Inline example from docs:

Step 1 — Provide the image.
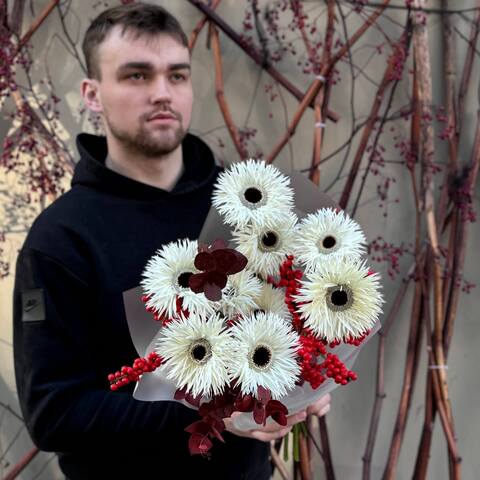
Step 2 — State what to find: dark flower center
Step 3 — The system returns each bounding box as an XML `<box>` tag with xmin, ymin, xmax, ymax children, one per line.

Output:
<box><xmin>322</xmin><ymin>235</ymin><xmax>336</xmax><ymax>249</ymax></box>
<box><xmin>326</xmin><ymin>285</ymin><xmax>353</xmax><ymax>311</ymax></box>
<box><xmin>244</xmin><ymin>187</ymin><xmax>263</xmax><ymax>204</ymax></box>
<box><xmin>251</xmin><ymin>344</ymin><xmax>272</xmax><ymax>370</ymax></box>
<box><xmin>178</xmin><ymin>271</ymin><xmax>193</xmax><ymax>288</ymax></box>
<box><xmin>261</xmin><ymin>231</ymin><xmax>278</xmax><ymax>248</ymax></box>
<box><xmin>189</xmin><ymin>339</ymin><xmax>212</xmax><ymax>364</ymax></box>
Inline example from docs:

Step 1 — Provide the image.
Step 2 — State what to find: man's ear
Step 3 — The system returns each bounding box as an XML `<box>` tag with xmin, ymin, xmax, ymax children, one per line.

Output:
<box><xmin>80</xmin><ymin>78</ymin><xmax>103</xmax><ymax>113</ymax></box>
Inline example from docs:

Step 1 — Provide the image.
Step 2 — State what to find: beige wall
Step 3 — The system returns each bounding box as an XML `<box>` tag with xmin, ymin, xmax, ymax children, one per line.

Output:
<box><xmin>1</xmin><ymin>1</ymin><xmax>479</xmax><ymax>478</ymax></box>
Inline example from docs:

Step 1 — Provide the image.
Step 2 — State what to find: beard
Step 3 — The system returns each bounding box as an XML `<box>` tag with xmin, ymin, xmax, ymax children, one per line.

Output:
<box><xmin>104</xmin><ymin>109</ymin><xmax>187</xmax><ymax>157</ymax></box>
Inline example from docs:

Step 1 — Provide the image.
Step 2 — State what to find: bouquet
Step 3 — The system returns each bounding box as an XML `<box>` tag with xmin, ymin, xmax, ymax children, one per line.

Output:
<box><xmin>110</xmin><ymin>160</ymin><xmax>383</xmax><ymax>456</ymax></box>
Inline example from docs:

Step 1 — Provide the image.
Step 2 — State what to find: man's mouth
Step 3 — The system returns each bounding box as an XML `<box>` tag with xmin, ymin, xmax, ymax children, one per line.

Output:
<box><xmin>148</xmin><ymin>112</ymin><xmax>177</xmax><ymax>121</ymax></box>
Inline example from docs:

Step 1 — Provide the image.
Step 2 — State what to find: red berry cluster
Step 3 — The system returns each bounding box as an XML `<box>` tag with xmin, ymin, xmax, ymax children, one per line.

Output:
<box><xmin>320</xmin><ymin>354</ymin><xmax>357</xmax><ymax>386</ymax></box>
<box><xmin>327</xmin><ymin>329</ymin><xmax>370</xmax><ymax>348</ymax></box>
<box><xmin>108</xmin><ymin>352</ymin><xmax>163</xmax><ymax>391</ymax></box>
<box><xmin>298</xmin><ymin>332</ymin><xmax>327</xmax><ymax>389</ymax></box>
<box><xmin>272</xmin><ymin>255</ymin><xmax>304</xmax><ymax>332</ymax></box>
<box><xmin>344</xmin><ymin>330</ymin><xmax>370</xmax><ymax>346</ymax></box>
<box><xmin>142</xmin><ymin>295</ymin><xmax>187</xmax><ymax>326</ymax></box>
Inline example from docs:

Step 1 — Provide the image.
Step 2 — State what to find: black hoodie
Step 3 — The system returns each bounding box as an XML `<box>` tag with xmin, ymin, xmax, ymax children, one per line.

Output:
<box><xmin>13</xmin><ymin>133</ymin><xmax>271</xmax><ymax>479</ymax></box>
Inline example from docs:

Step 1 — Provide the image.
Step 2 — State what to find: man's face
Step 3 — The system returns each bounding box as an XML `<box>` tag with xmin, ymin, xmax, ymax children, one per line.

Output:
<box><xmin>94</xmin><ymin>27</ymin><xmax>193</xmax><ymax>157</ymax></box>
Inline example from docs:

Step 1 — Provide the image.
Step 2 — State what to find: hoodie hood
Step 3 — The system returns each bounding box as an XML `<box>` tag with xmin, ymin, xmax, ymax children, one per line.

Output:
<box><xmin>72</xmin><ymin>133</ymin><xmax>219</xmax><ymax>201</ymax></box>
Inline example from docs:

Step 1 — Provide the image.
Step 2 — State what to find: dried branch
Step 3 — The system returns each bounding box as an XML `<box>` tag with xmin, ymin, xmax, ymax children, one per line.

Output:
<box><xmin>270</xmin><ymin>443</ymin><xmax>292</xmax><ymax>480</ymax></box>
<box><xmin>15</xmin><ymin>0</ymin><xmax>59</xmax><ymax>54</ymax></box>
<box><xmin>362</xmin><ymin>266</ymin><xmax>414</xmax><ymax>480</ymax></box>
<box><xmin>3</xmin><ymin>447</ymin><xmax>40</xmax><ymax>480</ymax></box>
<box><xmin>209</xmin><ymin>24</ymin><xmax>247</xmax><ymax>160</ymax></box>
<box><xmin>457</xmin><ymin>10</ymin><xmax>480</xmax><ymax>135</ymax></box>
<box><xmin>339</xmin><ymin>33</ymin><xmax>408</xmax><ymax>210</ymax></box>
<box><xmin>318</xmin><ymin>416</ymin><xmax>335</xmax><ymax>480</ymax></box>
<box><xmin>189</xmin><ymin>0</ymin><xmax>221</xmax><ymax>51</ymax></box>
<box><xmin>186</xmin><ymin>0</ymin><xmax>338</xmax><ymax>120</ymax></box>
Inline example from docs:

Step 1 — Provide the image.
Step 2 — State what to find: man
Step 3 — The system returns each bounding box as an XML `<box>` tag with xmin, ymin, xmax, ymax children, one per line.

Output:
<box><xmin>13</xmin><ymin>3</ymin><xmax>330</xmax><ymax>479</ymax></box>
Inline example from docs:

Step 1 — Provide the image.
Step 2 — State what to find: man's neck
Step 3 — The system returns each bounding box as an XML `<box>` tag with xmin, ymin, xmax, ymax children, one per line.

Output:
<box><xmin>105</xmin><ymin>139</ymin><xmax>184</xmax><ymax>192</ymax></box>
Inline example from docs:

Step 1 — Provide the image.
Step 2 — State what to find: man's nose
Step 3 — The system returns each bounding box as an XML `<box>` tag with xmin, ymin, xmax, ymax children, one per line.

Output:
<box><xmin>150</xmin><ymin>77</ymin><xmax>172</xmax><ymax>104</ymax></box>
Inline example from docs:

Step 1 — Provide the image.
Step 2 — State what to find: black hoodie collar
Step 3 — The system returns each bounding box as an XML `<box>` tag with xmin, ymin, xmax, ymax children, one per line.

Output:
<box><xmin>72</xmin><ymin>133</ymin><xmax>219</xmax><ymax>201</ymax></box>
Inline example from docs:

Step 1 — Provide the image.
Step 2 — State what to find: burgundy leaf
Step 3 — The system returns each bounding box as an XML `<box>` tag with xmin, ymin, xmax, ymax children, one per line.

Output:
<box><xmin>265</xmin><ymin>399</ymin><xmax>288</xmax><ymax>416</ymax></box>
<box><xmin>235</xmin><ymin>395</ymin><xmax>256</xmax><ymax>412</ymax></box>
<box><xmin>174</xmin><ymin>387</ymin><xmax>187</xmax><ymax>401</ymax></box>
<box><xmin>204</xmin><ymin>282</ymin><xmax>223</xmax><ymax>301</ymax></box>
<box><xmin>211</xmin><ymin>249</ymin><xmax>237</xmax><ymax>273</ymax></box>
<box><xmin>225</xmin><ymin>250</ymin><xmax>248</xmax><ymax>274</ymax></box>
<box><xmin>189</xmin><ymin>272</ymin><xmax>207</xmax><ymax>293</ymax></box>
<box><xmin>198</xmin><ymin>403</ymin><xmax>212</xmax><ymax>418</ymax></box>
<box><xmin>271</xmin><ymin>411</ymin><xmax>288</xmax><ymax>426</ymax></box>
<box><xmin>194</xmin><ymin>252</ymin><xmax>216</xmax><ymax>271</ymax></box>
<box><xmin>185</xmin><ymin>392</ymin><xmax>201</xmax><ymax>408</ymax></box>
<box><xmin>185</xmin><ymin>420</ymin><xmax>210</xmax><ymax>435</ymax></box>
<box><xmin>188</xmin><ymin>433</ymin><xmax>213</xmax><ymax>455</ymax></box>
<box><xmin>207</xmin><ymin>270</ymin><xmax>228</xmax><ymax>289</ymax></box>
<box><xmin>210</xmin><ymin>424</ymin><xmax>226</xmax><ymax>443</ymax></box>
<box><xmin>257</xmin><ymin>386</ymin><xmax>272</xmax><ymax>405</ymax></box>
<box><xmin>253</xmin><ymin>403</ymin><xmax>266</xmax><ymax>425</ymax></box>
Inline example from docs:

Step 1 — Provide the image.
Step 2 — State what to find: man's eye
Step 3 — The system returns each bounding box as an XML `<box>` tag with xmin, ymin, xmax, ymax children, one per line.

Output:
<box><xmin>129</xmin><ymin>73</ymin><xmax>146</xmax><ymax>80</ymax></box>
<box><xmin>171</xmin><ymin>73</ymin><xmax>186</xmax><ymax>82</ymax></box>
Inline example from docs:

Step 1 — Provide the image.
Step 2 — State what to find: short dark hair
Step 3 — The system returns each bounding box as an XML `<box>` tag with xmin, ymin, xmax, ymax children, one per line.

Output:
<box><xmin>82</xmin><ymin>2</ymin><xmax>189</xmax><ymax>80</ymax></box>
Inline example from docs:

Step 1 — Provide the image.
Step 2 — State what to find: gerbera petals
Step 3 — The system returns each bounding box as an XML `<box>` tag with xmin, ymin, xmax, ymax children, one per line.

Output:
<box><xmin>155</xmin><ymin>313</ymin><xmax>232</xmax><ymax>398</ymax></box>
<box><xmin>293</xmin><ymin>208</ymin><xmax>366</xmax><ymax>272</ymax></box>
<box><xmin>228</xmin><ymin>312</ymin><xmax>300</xmax><ymax>400</ymax></box>
<box><xmin>212</xmin><ymin>159</ymin><xmax>295</xmax><ymax>228</ymax></box>
<box><xmin>232</xmin><ymin>213</ymin><xmax>298</xmax><ymax>277</ymax></box>
<box><xmin>141</xmin><ymin>239</ymin><xmax>214</xmax><ymax>318</ymax></box>
<box><xmin>294</xmin><ymin>258</ymin><xmax>384</xmax><ymax>342</ymax></box>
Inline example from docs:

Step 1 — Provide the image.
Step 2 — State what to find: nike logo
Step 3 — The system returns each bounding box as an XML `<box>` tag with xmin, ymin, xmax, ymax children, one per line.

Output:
<box><xmin>24</xmin><ymin>299</ymin><xmax>38</xmax><ymax>312</ymax></box>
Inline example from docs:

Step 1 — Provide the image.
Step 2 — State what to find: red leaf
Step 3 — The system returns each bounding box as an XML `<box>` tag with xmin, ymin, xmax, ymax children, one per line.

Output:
<box><xmin>174</xmin><ymin>387</ymin><xmax>187</xmax><ymax>401</ymax></box>
<box><xmin>194</xmin><ymin>252</ymin><xmax>216</xmax><ymax>271</ymax></box>
<box><xmin>271</xmin><ymin>411</ymin><xmax>288</xmax><ymax>426</ymax></box>
<box><xmin>185</xmin><ymin>392</ymin><xmax>201</xmax><ymax>408</ymax></box>
<box><xmin>207</xmin><ymin>270</ymin><xmax>228</xmax><ymax>289</ymax></box>
<box><xmin>266</xmin><ymin>399</ymin><xmax>288</xmax><ymax>416</ymax></box>
<box><xmin>189</xmin><ymin>272</ymin><xmax>207</xmax><ymax>293</ymax></box>
<box><xmin>185</xmin><ymin>420</ymin><xmax>210</xmax><ymax>435</ymax></box>
<box><xmin>211</xmin><ymin>249</ymin><xmax>237</xmax><ymax>273</ymax></box>
<box><xmin>188</xmin><ymin>433</ymin><xmax>213</xmax><ymax>455</ymax></box>
<box><xmin>253</xmin><ymin>404</ymin><xmax>266</xmax><ymax>425</ymax></box>
<box><xmin>257</xmin><ymin>386</ymin><xmax>272</xmax><ymax>404</ymax></box>
<box><xmin>210</xmin><ymin>423</ymin><xmax>226</xmax><ymax>443</ymax></box>
<box><xmin>204</xmin><ymin>282</ymin><xmax>223</xmax><ymax>301</ymax></box>
<box><xmin>235</xmin><ymin>395</ymin><xmax>255</xmax><ymax>412</ymax></box>
<box><xmin>226</xmin><ymin>250</ymin><xmax>248</xmax><ymax>274</ymax></box>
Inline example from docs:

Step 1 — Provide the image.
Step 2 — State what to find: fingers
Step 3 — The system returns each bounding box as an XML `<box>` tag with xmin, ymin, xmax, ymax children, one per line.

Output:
<box><xmin>285</xmin><ymin>409</ymin><xmax>307</xmax><ymax>427</ymax></box>
<box><xmin>306</xmin><ymin>393</ymin><xmax>332</xmax><ymax>417</ymax></box>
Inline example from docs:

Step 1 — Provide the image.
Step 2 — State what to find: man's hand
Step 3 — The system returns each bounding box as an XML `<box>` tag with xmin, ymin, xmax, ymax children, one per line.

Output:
<box><xmin>224</xmin><ymin>393</ymin><xmax>331</xmax><ymax>442</ymax></box>
<box><xmin>306</xmin><ymin>392</ymin><xmax>331</xmax><ymax>417</ymax></box>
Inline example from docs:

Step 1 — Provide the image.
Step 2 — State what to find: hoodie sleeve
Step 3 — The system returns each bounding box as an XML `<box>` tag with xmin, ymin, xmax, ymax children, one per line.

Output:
<box><xmin>13</xmin><ymin>247</ymin><xmax>197</xmax><ymax>453</ymax></box>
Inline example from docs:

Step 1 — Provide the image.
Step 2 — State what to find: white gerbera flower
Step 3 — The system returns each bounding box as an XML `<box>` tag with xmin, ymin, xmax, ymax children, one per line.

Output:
<box><xmin>293</xmin><ymin>208</ymin><xmax>366</xmax><ymax>271</ymax></box>
<box><xmin>212</xmin><ymin>159</ymin><xmax>294</xmax><ymax>228</ymax></box>
<box><xmin>254</xmin><ymin>283</ymin><xmax>289</xmax><ymax>318</ymax></box>
<box><xmin>295</xmin><ymin>258</ymin><xmax>383</xmax><ymax>342</ymax></box>
<box><xmin>232</xmin><ymin>213</ymin><xmax>298</xmax><ymax>277</ymax></box>
<box><xmin>141</xmin><ymin>239</ymin><xmax>214</xmax><ymax>319</ymax></box>
<box><xmin>221</xmin><ymin>270</ymin><xmax>262</xmax><ymax>317</ymax></box>
<box><xmin>155</xmin><ymin>313</ymin><xmax>232</xmax><ymax>398</ymax></box>
<box><xmin>228</xmin><ymin>312</ymin><xmax>300</xmax><ymax>400</ymax></box>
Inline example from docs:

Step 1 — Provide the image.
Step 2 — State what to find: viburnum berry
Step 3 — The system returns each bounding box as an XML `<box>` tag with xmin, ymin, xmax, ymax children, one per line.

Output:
<box><xmin>108</xmin><ymin>352</ymin><xmax>163</xmax><ymax>390</ymax></box>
